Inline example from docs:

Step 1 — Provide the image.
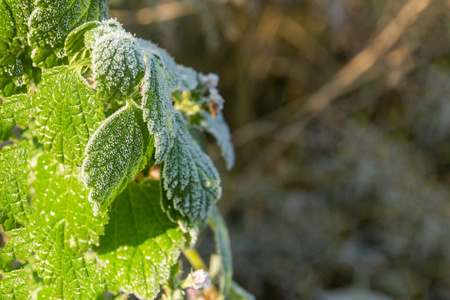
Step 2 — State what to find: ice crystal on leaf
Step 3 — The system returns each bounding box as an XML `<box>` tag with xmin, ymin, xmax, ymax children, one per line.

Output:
<box><xmin>142</xmin><ymin>53</ymin><xmax>175</xmax><ymax>163</ymax></box>
<box><xmin>82</xmin><ymin>104</ymin><xmax>145</xmax><ymax>213</ymax></box>
<box><xmin>34</xmin><ymin>66</ymin><xmax>105</xmax><ymax>164</ymax></box>
<box><xmin>139</xmin><ymin>39</ymin><xmax>182</xmax><ymax>91</ymax></box>
<box><xmin>91</xmin><ymin>30</ymin><xmax>145</xmax><ymax>102</ymax></box>
<box><xmin>0</xmin><ymin>0</ymin><xmax>32</xmax><ymax>53</ymax></box>
<box><xmin>178</xmin><ymin>65</ymin><xmax>199</xmax><ymax>91</ymax></box>
<box><xmin>65</xmin><ymin>21</ymin><xmax>101</xmax><ymax>64</ymax></box>
<box><xmin>0</xmin><ymin>56</ymin><xmax>27</xmax><ymax>97</ymax></box>
<box><xmin>162</xmin><ymin>111</ymin><xmax>222</xmax><ymax>224</ymax></box>
<box><xmin>28</xmin><ymin>0</ymin><xmax>109</xmax><ymax>68</ymax></box>
<box><xmin>200</xmin><ymin>112</ymin><xmax>235</xmax><ymax>170</ymax></box>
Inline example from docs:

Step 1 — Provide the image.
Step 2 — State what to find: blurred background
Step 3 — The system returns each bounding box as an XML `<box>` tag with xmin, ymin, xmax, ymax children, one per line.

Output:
<box><xmin>110</xmin><ymin>0</ymin><xmax>450</xmax><ymax>299</ymax></box>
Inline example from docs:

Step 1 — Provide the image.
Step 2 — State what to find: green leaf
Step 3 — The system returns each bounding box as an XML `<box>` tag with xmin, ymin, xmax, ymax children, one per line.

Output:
<box><xmin>0</xmin><ymin>228</ymin><xmax>33</xmax><ymax>271</ymax></box>
<box><xmin>65</xmin><ymin>21</ymin><xmax>101</xmax><ymax>64</ymax></box>
<box><xmin>0</xmin><ymin>93</ymin><xmax>33</xmax><ymax>128</ymax></box>
<box><xmin>90</xmin><ymin>27</ymin><xmax>145</xmax><ymax>102</ymax></box>
<box><xmin>162</xmin><ymin>111</ymin><xmax>222</xmax><ymax>224</ymax></box>
<box><xmin>0</xmin><ymin>145</ymin><xmax>31</xmax><ymax>231</ymax></box>
<box><xmin>229</xmin><ymin>282</ymin><xmax>255</xmax><ymax>300</ymax></box>
<box><xmin>200</xmin><ymin>112</ymin><xmax>235</xmax><ymax>170</ymax></box>
<box><xmin>34</xmin><ymin>66</ymin><xmax>105</xmax><ymax>164</ymax></box>
<box><xmin>97</xmin><ymin>180</ymin><xmax>185</xmax><ymax>299</ymax></box>
<box><xmin>28</xmin><ymin>0</ymin><xmax>109</xmax><ymax>68</ymax></box>
<box><xmin>0</xmin><ymin>0</ymin><xmax>33</xmax><ymax>54</ymax></box>
<box><xmin>209</xmin><ymin>206</ymin><xmax>232</xmax><ymax>296</ymax></box>
<box><xmin>82</xmin><ymin>104</ymin><xmax>145</xmax><ymax>213</ymax></box>
<box><xmin>0</xmin><ymin>269</ymin><xmax>30</xmax><ymax>300</ymax></box>
<box><xmin>141</xmin><ymin>53</ymin><xmax>175</xmax><ymax>163</ymax></box>
<box><xmin>33</xmin><ymin>153</ymin><xmax>108</xmax><ymax>255</ymax></box>
<box><xmin>0</xmin><ymin>56</ymin><xmax>26</xmax><ymax>97</ymax></box>
<box><xmin>34</xmin><ymin>222</ymin><xmax>106</xmax><ymax>300</ymax></box>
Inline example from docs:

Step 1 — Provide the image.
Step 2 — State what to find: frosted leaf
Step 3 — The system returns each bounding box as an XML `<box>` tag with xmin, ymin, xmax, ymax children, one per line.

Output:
<box><xmin>0</xmin><ymin>0</ymin><xmax>32</xmax><ymax>53</ymax></box>
<box><xmin>0</xmin><ymin>228</ymin><xmax>33</xmax><ymax>270</ymax></box>
<box><xmin>200</xmin><ymin>112</ymin><xmax>235</xmax><ymax>170</ymax></box>
<box><xmin>207</xmin><ymin>88</ymin><xmax>225</xmax><ymax>112</ymax></box>
<box><xmin>82</xmin><ymin>105</ymin><xmax>145</xmax><ymax>213</ymax></box>
<box><xmin>0</xmin><ymin>56</ymin><xmax>26</xmax><ymax>97</ymax></box>
<box><xmin>34</xmin><ymin>66</ymin><xmax>105</xmax><ymax>164</ymax></box>
<box><xmin>178</xmin><ymin>65</ymin><xmax>199</xmax><ymax>91</ymax></box>
<box><xmin>84</xmin><ymin>18</ymin><xmax>122</xmax><ymax>49</ymax></box>
<box><xmin>199</xmin><ymin>73</ymin><xmax>219</xmax><ymax>90</ymax></box>
<box><xmin>141</xmin><ymin>53</ymin><xmax>175</xmax><ymax>163</ymax></box>
<box><xmin>0</xmin><ymin>93</ymin><xmax>33</xmax><ymax>128</ymax></box>
<box><xmin>34</xmin><ymin>221</ymin><xmax>106</xmax><ymax>299</ymax></box>
<box><xmin>91</xmin><ymin>30</ymin><xmax>145</xmax><ymax>102</ymax></box>
<box><xmin>33</xmin><ymin>153</ymin><xmax>108</xmax><ymax>255</ymax></box>
<box><xmin>65</xmin><ymin>21</ymin><xmax>101</xmax><ymax>64</ymax></box>
<box><xmin>97</xmin><ymin>180</ymin><xmax>185</xmax><ymax>300</ymax></box>
<box><xmin>0</xmin><ymin>269</ymin><xmax>30</xmax><ymax>299</ymax></box>
<box><xmin>0</xmin><ymin>145</ymin><xmax>31</xmax><ymax>231</ymax></box>
<box><xmin>28</xmin><ymin>0</ymin><xmax>109</xmax><ymax>68</ymax></box>
<box><xmin>209</xmin><ymin>206</ymin><xmax>233</xmax><ymax>296</ymax></box>
<box><xmin>139</xmin><ymin>39</ymin><xmax>181</xmax><ymax>90</ymax></box>
<box><xmin>162</xmin><ymin>111</ymin><xmax>222</xmax><ymax>224</ymax></box>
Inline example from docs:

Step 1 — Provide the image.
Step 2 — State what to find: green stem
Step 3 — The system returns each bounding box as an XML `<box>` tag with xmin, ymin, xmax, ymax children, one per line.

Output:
<box><xmin>182</xmin><ymin>248</ymin><xmax>207</xmax><ymax>270</ymax></box>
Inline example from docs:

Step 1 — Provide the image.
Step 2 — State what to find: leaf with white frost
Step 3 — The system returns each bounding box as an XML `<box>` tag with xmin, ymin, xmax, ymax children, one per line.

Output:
<box><xmin>97</xmin><ymin>180</ymin><xmax>185</xmax><ymax>299</ymax></box>
<box><xmin>82</xmin><ymin>105</ymin><xmax>145</xmax><ymax>213</ymax></box>
<box><xmin>162</xmin><ymin>111</ymin><xmax>222</xmax><ymax>224</ymax></box>
<box><xmin>0</xmin><ymin>56</ymin><xmax>26</xmax><ymax>97</ymax></box>
<box><xmin>84</xmin><ymin>19</ymin><xmax>122</xmax><ymax>49</ymax></box>
<box><xmin>0</xmin><ymin>0</ymin><xmax>32</xmax><ymax>54</ymax></box>
<box><xmin>28</xmin><ymin>0</ymin><xmax>109</xmax><ymax>68</ymax></box>
<box><xmin>178</xmin><ymin>65</ymin><xmax>199</xmax><ymax>91</ymax></box>
<box><xmin>139</xmin><ymin>39</ymin><xmax>181</xmax><ymax>91</ymax></box>
<box><xmin>65</xmin><ymin>21</ymin><xmax>101</xmax><ymax>64</ymax></box>
<box><xmin>141</xmin><ymin>53</ymin><xmax>175</xmax><ymax>163</ymax></box>
<box><xmin>34</xmin><ymin>66</ymin><xmax>105</xmax><ymax>164</ymax></box>
<box><xmin>33</xmin><ymin>153</ymin><xmax>108</xmax><ymax>255</ymax></box>
<box><xmin>91</xmin><ymin>29</ymin><xmax>145</xmax><ymax>102</ymax></box>
<box><xmin>200</xmin><ymin>112</ymin><xmax>235</xmax><ymax>170</ymax></box>
<box><xmin>0</xmin><ymin>145</ymin><xmax>31</xmax><ymax>231</ymax></box>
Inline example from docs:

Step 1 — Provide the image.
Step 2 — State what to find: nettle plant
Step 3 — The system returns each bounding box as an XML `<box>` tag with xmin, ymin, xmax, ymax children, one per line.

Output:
<box><xmin>0</xmin><ymin>1</ymin><xmax>250</xmax><ymax>299</ymax></box>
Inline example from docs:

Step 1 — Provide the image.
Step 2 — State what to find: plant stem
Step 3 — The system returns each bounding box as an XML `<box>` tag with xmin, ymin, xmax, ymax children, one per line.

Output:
<box><xmin>182</xmin><ymin>248</ymin><xmax>207</xmax><ymax>270</ymax></box>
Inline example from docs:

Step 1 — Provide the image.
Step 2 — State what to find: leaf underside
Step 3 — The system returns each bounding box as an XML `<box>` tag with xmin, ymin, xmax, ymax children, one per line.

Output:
<box><xmin>162</xmin><ymin>111</ymin><xmax>222</xmax><ymax>224</ymax></box>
